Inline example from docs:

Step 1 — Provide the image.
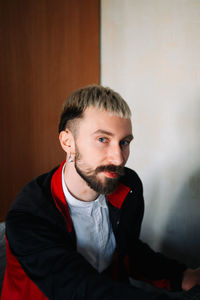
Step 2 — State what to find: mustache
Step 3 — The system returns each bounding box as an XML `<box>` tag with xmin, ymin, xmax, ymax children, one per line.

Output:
<box><xmin>95</xmin><ymin>165</ymin><xmax>125</xmax><ymax>176</ymax></box>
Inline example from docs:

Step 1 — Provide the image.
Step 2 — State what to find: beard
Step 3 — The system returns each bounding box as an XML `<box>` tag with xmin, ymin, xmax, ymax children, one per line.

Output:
<box><xmin>74</xmin><ymin>149</ymin><xmax>124</xmax><ymax>195</ymax></box>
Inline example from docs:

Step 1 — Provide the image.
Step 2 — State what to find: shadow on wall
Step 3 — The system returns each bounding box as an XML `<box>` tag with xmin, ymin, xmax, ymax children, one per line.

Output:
<box><xmin>159</xmin><ymin>169</ymin><xmax>200</xmax><ymax>268</ymax></box>
<box><xmin>140</xmin><ymin>95</ymin><xmax>200</xmax><ymax>269</ymax></box>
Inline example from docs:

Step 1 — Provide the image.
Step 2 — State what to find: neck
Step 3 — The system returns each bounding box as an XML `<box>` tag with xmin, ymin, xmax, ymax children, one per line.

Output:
<box><xmin>64</xmin><ymin>161</ymin><xmax>99</xmax><ymax>202</ymax></box>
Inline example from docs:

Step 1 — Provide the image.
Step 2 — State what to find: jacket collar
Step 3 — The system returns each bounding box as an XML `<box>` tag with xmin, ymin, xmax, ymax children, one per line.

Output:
<box><xmin>51</xmin><ymin>161</ymin><xmax>130</xmax><ymax>232</ymax></box>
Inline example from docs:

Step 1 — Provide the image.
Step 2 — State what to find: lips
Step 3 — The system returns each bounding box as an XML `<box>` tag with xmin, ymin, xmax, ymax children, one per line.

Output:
<box><xmin>103</xmin><ymin>171</ymin><xmax>118</xmax><ymax>178</ymax></box>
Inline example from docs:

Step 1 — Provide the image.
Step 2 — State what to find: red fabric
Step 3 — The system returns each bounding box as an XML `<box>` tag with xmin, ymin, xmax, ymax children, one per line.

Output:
<box><xmin>146</xmin><ymin>279</ymin><xmax>171</xmax><ymax>290</ymax></box>
<box><xmin>51</xmin><ymin>160</ymin><xmax>72</xmax><ymax>232</ymax></box>
<box><xmin>1</xmin><ymin>240</ymin><xmax>48</xmax><ymax>300</ymax></box>
<box><xmin>107</xmin><ymin>182</ymin><xmax>130</xmax><ymax>209</ymax></box>
<box><xmin>134</xmin><ymin>275</ymin><xmax>171</xmax><ymax>291</ymax></box>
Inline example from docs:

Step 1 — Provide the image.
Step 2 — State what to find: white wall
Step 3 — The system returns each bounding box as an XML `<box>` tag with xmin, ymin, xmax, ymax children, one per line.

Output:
<box><xmin>101</xmin><ymin>0</ymin><xmax>200</xmax><ymax>267</ymax></box>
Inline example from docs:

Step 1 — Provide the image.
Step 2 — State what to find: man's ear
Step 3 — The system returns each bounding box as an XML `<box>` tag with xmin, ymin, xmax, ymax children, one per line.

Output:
<box><xmin>59</xmin><ymin>129</ymin><xmax>75</xmax><ymax>154</ymax></box>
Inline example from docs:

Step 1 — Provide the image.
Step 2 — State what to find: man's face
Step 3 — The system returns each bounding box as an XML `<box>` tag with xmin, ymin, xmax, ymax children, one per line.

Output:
<box><xmin>73</xmin><ymin>107</ymin><xmax>133</xmax><ymax>194</ymax></box>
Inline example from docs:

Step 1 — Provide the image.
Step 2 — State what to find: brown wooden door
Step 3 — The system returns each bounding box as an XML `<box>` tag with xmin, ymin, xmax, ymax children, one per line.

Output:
<box><xmin>0</xmin><ymin>0</ymin><xmax>100</xmax><ymax>221</ymax></box>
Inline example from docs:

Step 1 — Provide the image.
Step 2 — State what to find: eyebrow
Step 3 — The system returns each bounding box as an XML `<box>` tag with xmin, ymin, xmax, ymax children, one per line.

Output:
<box><xmin>93</xmin><ymin>129</ymin><xmax>134</xmax><ymax>141</ymax></box>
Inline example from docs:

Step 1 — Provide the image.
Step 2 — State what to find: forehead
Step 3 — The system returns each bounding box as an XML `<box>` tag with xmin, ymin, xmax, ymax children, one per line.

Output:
<box><xmin>78</xmin><ymin>107</ymin><xmax>132</xmax><ymax>136</ymax></box>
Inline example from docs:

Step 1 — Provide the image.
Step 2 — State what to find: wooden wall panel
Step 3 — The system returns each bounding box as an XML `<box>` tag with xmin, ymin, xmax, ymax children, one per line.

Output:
<box><xmin>0</xmin><ymin>0</ymin><xmax>100</xmax><ymax>221</ymax></box>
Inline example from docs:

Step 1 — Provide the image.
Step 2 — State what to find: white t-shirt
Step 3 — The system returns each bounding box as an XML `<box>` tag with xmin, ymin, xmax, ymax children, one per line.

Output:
<box><xmin>62</xmin><ymin>165</ymin><xmax>116</xmax><ymax>273</ymax></box>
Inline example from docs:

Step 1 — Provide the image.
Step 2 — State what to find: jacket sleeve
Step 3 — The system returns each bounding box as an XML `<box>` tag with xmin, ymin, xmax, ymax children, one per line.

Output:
<box><xmin>6</xmin><ymin>207</ymin><xmax>175</xmax><ymax>300</ymax></box>
<box><xmin>123</xmin><ymin>170</ymin><xmax>187</xmax><ymax>291</ymax></box>
<box><xmin>129</xmin><ymin>239</ymin><xmax>187</xmax><ymax>291</ymax></box>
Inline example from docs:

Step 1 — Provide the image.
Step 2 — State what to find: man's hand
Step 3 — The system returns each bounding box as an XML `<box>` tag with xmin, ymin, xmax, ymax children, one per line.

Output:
<box><xmin>182</xmin><ymin>267</ymin><xmax>200</xmax><ymax>291</ymax></box>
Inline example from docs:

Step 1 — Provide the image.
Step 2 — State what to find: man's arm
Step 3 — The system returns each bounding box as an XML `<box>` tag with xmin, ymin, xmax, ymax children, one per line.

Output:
<box><xmin>122</xmin><ymin>169</ymin><xmax>189</xmax><ymax>291</ymax></box>
<box><xmin>128</xmin><ymin>239</ymin><xmax>187</xmax><ymax>291</ymax></box>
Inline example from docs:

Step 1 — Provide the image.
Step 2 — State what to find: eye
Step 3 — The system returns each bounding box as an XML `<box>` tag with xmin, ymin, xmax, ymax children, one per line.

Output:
<box><xmin>120</xmin><ymin>140</ymin><xmax>130</xmax><ymax>147</ymax></box>
<box><xmin>98</xmin><ymin>137</ymin><xmax>108</xmax><ymax>143</ymax></box>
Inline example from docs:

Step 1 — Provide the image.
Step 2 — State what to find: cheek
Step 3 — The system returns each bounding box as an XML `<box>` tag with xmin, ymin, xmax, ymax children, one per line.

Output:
<box><xmin>84</xmin><ymin>139</ymin><xmax>104</xmax><ymax>155</ymax></box>
<box><xmin>76</xmin><ymin>139</ymin><xmax>107</xmax><ymax>166</ymax></box>
<box><xmin>123</xmin><ymin>148</ymin><xmax>130</xmax><ymax>162</ymax></box>
<box><xmin>76</xmin><ymin>146</ymin><xmax>100</xmax><ymax>166</ymax></box>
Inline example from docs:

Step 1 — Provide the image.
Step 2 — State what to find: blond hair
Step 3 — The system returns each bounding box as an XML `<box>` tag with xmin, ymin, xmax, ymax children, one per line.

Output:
<box><xmin>58</xmin><ymin>85</ymin><xmax>131</xmax><ymax>133</ymax></box>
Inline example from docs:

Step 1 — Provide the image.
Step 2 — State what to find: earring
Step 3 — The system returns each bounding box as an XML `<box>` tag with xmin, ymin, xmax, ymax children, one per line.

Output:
<box><xmin>68</xmin><ymin>155</ymin><xmax>73</xmax><ymax>163</ymax></box>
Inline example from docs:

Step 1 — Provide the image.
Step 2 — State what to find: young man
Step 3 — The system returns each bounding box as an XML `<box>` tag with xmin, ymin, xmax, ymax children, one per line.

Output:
<box><xmin>1</xmin><ymin>85</ymin><xmax>200</xmax><ymax>300</ymax></box>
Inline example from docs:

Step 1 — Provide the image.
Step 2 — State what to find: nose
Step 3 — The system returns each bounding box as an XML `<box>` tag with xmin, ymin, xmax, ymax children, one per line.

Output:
<box><xmin>107</xmin><ymin>145</ymin><xmax>124</xmax><ymax>166</ymax></box>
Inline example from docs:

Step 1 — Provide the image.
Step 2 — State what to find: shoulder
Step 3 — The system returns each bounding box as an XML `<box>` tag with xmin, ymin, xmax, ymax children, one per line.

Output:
<box><xmin>7</xmin><ymin>166</ymin><xmax>59</xmax><ymax>218</ymax></box>
<box><xmin>120</xmin><ymin>166</ymin><xmax>143</xmax><ymax>192</ymax></box>
<box><xmin>5</xmin><ymin>165</ymin><xmax>67</xmax><ymax>249</ymax></box>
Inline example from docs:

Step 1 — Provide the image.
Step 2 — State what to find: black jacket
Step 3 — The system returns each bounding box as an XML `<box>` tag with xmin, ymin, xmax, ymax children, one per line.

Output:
<box><xmin>2</xmin><ymin>161</ymin><xmax>186</xmax><ymax>300</ymax></box>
